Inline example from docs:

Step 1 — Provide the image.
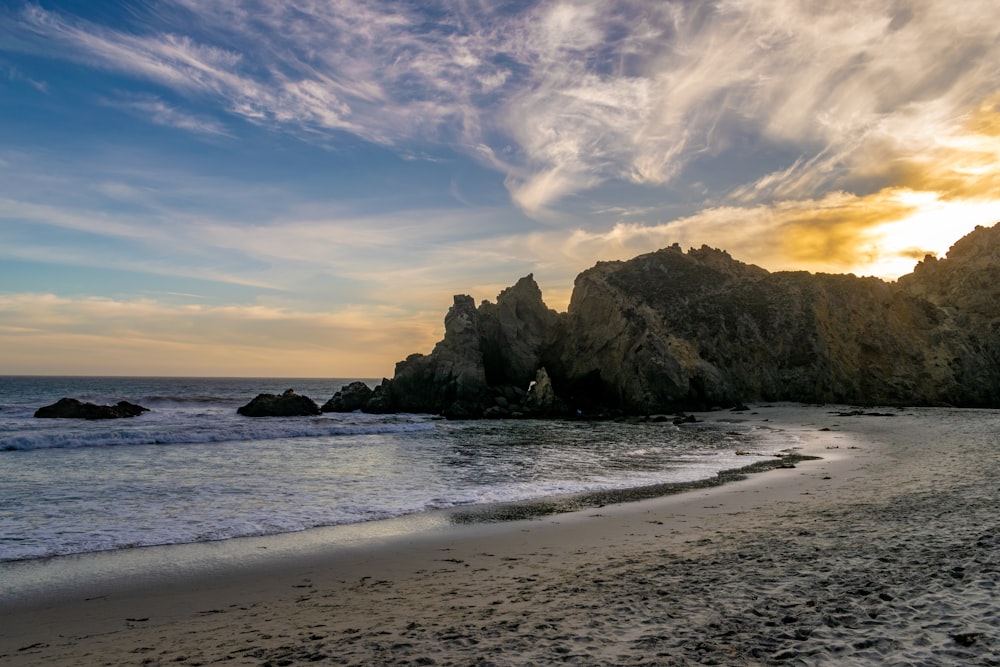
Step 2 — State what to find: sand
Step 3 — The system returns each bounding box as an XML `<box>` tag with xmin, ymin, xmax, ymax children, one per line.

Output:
<box><xmin>1</xmin><ymin>404</ymin><xmax>997</xmax><ymax>666</ymax></box>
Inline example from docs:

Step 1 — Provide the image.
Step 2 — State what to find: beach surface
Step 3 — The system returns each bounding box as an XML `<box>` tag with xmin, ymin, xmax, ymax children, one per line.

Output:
<box><xmin>1</xmin><ymin>404</ymin><xmax>997</xmax><ymax>666</ymax></box>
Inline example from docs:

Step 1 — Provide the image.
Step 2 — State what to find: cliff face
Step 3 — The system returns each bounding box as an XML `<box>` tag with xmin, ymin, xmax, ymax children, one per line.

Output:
<box><xmin>370</xmin><ymin>224</ymin><xmax>1000</xmax><ymax>416</ymax></box>
<box><xmin>897</xmin><ymin>224</ymin><xmax>1000</xmax><ymax>404</ymax></box>
<box><xmin>556</xmin><ymin>246</ymin><xmax>986</xmax><ymax>411</ymax></box>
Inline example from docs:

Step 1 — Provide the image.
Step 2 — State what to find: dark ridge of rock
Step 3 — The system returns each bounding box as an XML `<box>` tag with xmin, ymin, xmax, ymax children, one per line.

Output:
<box><xmin>374</xmin><ymin>223</ymin><xmax>1000</xmax><ymax>417</ymax></box>
<box><xmin>321</xmin><ymin>381</ymin><xmax>374</xmax><ymax>412</ymax></box>
<box><xmin>34</xmin><ymin>398</ymin><xmax>149</xmax><ymax>420</ymax></box>
<box><xmin>237</xmin><ymin>389</ymin><xmax>321</xmax><ymax>417</ymax></box>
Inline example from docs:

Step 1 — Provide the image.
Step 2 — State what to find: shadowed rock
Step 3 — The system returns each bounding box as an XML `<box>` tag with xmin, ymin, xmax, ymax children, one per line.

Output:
<box><xmin>237</xmin><ymin>389</ymin><xmax>321</xmax><ymax>417</ymax></box>
<box><xmin>35</xmin><ymin>398</ymin><xmax>149</xmax><ymax>420</ymax></box>
<box><xmin>372</xmin><ymin>224</ymin><xmax>1000</xmax><ymax>417</ymax></box>
<box><xmin>321</xmin><ymin>382</ymin><xmax>374</xmax><ymax>412</ymax></box>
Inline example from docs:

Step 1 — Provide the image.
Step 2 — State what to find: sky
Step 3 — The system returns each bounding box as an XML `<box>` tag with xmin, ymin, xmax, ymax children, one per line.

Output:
<box><xmin>2</xmin><ymin>1</ymin><xmax>1000</xmax><ymax>378</ymax></box>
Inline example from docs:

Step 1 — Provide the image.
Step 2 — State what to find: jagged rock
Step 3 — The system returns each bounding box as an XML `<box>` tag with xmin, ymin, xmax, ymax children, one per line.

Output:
<box><xmin>478</xmin><ymin>275</ymin><xmax>561</xmax><ymax>387</ymax></box>
<box><xmin>321</xmin><ymin>381</ymin><xmax>374</xmax><ymax>412</ymax></box>
<box><xmin>34</xmin><ymin>398</ymin><xmax>149</xmax><ymax>420</ymax></box>
<box><xmin>376</xmin><ymin>276</ymin><xmax>559</xmax><ymax>417</ymax></box>
<box><xmin>375</xmin><ymin>223</ymin><xmax>1000</xmax><ymax>417</ymax></box>
<box><xmin>361</xmin><ymin>380</ymin><xmax>393</xmax><ymax>414</ymax></box>
<box><xmin>237</xmin><ymin>389</ymin><xmax>321</xmax><ymax>417</ymax></box>
<box><xmin>898</xmin><ymin>224</ymin><xmax>1000</xmax><ymax>402</ymax></box>
<box><xmin>383</xmin><ymin>294</ymin><xmax>489</xmax><ymax>415</ymax></box>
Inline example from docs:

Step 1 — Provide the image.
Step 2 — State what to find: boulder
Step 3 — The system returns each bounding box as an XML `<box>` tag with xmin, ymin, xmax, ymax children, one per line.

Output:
<box><xmin>34</xmin><ymin>397</ymin><xmax>149</xmax><ymax>420</ymax></box>
<box><xmin>237</xmin><ymin>389</ymin><xmax>321</xmax><ymax>417</ymax></box>
<box><xmin>321</xmin><ymin>381</ymin><xmax>374</xmax><ymax>412</ymax></box>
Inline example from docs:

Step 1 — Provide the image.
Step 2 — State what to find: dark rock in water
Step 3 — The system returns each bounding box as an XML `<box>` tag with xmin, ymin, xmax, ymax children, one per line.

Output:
<box><xmin>362</xmin><ymin>379</ymin><xmax>393</xmax><ymax>414</ymax></box>
<box><xmin>35</xmin><ymin>397</ymin><xmax>149</xmax><ymax>420</ymax></box>
<box><xmin>237</xmin><ymin>389</ymin><xmax>321</xmax><ymax>417</ymax></box>
<box><xmin>321</xmin><ymin>381</ymin><xmax>374</xmax><ymax>412</ymax></box>
<box><xmin>378</xmin><ymin>294</ymin><xmax>488</xmax><ymax>416</ymax></box>
<box><xmin>950</xmin><ymin>632</ymin><xmax>982</xmax><ymax>647</ymax></box>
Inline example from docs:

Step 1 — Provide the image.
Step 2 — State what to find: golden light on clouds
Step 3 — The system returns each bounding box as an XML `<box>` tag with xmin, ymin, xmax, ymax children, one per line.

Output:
<box><xmin>764</xmin><ymin>93</ymin><xmax>1000</xmax><ymax>277</ymax></box>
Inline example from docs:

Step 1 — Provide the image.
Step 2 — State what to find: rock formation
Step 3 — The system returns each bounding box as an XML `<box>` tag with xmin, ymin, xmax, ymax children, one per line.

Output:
<box><xmin>551</xmin><ymin>244</ymin><xmax>988</xmax><ymax>411</ymax></box>
<box><xmin>321</xmin><ymin>381</ymin><xmax>374</xmax><ymax>412</ymax></box>
<box><xmin>369</xmin><ymin>274</ymin><xmax>561</xmax><ymax>418</ymax></box>
<box><xmin>362</xmin><ymin>223</ymin><xmax>1000</xmax><ymax>417</ymax></box>
<box><xmin>897</xmin><ymin>224</ymin><xmax>1000</xmax><ymax>403</ymax></box>
<box><xmin>237</xmin><ymin>389</ymin><xmax>321</xmax><ymax>417</ymax></box>
<box><xmin>35</xmin><ymin>398</ymin><xmax>149</xmax><ymax>420</ymax></box>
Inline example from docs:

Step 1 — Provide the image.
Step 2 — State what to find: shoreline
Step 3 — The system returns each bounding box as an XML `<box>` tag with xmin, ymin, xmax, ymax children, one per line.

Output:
<box><xmin>2</xmin><ymin>404</ymin><xmax>997</xmax><ymax>665</ymax></box>
<box><xmin>0</xmin><ymin>406</ymin><xmax>807</xmax><ymax>604</ymax></box>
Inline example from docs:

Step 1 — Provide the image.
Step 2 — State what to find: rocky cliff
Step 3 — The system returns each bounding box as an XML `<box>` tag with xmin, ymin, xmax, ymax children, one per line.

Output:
<box><xmin>357</xmin><ymin>224</ymin><xmax>1000</xmax><ymax>417</ymax></box>
<box><xmin>367</xmin><ymin>275</ymin><xmax>562</xmax><ymax>418</ymax></box>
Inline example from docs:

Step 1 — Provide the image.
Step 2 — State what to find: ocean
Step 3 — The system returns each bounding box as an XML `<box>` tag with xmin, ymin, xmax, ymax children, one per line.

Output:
<box><xmin>0</xmin><ymin>376</ymin><xmax>784</xmax><ymax>564</ymax></box>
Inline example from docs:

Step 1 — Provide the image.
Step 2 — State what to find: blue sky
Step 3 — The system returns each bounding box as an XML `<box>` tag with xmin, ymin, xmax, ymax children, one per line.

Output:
<box><xmin>2</xmin><ymin>1</ymin><xmax>1000</xmax><ymax>377</ymax></box>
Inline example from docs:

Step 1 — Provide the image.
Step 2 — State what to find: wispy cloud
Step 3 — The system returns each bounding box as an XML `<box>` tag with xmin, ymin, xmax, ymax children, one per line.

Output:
<box><xmin>112</xmin><ymin>95</ymin><xmax>231</xmax><ymax>136</ymax></box>
<box><xmin>13</xmin><ymin>1</ymin><xmax>1000</xmax><ymax>220</ymax></box>
<box><xmin>2</xmin><ymin>62</ymin><xmax>48</xmax><ymax>93</ymax></box>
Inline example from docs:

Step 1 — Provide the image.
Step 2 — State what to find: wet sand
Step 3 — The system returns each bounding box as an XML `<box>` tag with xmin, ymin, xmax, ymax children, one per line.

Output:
<box><xmin>1</xmin><ymin>404</ymin><xmax>997</xmax><ymax>666</ymax></box>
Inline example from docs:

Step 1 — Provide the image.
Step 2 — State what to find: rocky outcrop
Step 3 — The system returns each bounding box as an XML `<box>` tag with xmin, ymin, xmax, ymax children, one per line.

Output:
<box><xmin>35</xmin><ymin>398</ymin><xmax>149</xmax><ymax>420</ymax></box>
<box><xmin>237</xmin><ymin>389</ymin><xmax>321</xmax><ymax>417</ymax></box>
<box><xmin>321</xmin><ymin>381</ymin><xmax>374</xmax><ymax>412</ymax></box>
<box><xmin>552</xmin><ymin>244</ymin><xmax>987</xmax><ymax>411</ymax></box>
<box><xmin>897</xmin><ymin>224</ymin><xmax>1000</xmax><ymax>403</ymax></box>
<box><xmin>478</xmin><ymin>276</ymin><xmax>560</xmax><ymax>387</ymax></box>
<box><xmin>371</xmin><ymin>224</ymin><xmax>1000</xmax><ymax>417</ymax></box>
<box><xmin>371</xmin><ymin>274</ymin><xmax>560</xmax><ymax>417</ymax></box>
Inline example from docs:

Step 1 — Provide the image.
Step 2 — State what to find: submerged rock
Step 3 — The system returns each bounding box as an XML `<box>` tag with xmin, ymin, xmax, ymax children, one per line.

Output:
<box><xmin>34</xmin><ymin>397</ymin><xmax>149</xmax><ymax>420</ymax></box>
<box><xmin>237</xmin><ymin>389</ymin><xmax>321</xmax><ymax>417</ymax></box>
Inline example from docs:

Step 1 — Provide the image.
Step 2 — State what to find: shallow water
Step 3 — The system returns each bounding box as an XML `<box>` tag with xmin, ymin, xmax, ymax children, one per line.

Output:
<box><xmin>0</xmin><ymin>376</ymin><xmax>777</xmax><ymax>562</ymax></box>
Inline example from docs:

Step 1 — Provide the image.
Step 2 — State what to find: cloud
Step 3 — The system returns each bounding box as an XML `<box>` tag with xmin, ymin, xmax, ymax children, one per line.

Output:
<box><xmin>12</xmin><ymin>1</ymin><xmax>1000</xmax><ymax>223</ymax></box>
<box><xmin>4</xmin><ymin>0</ymin><xmax>1000</xmax><ymax>377</ymax></box>
<box><xmin>464</xmin><ymin>183</ymin><xmax>1000</xmax><ymax>297</ymax></box>
<box><xmin>2</xmin><ymin>62</ymin><xmax>48</xmax><ymax>93</ymax></box>
<box><xmin>113</xmin><ymin>95</ymin><xmax>231</xmax><ymax>136</ymax></box>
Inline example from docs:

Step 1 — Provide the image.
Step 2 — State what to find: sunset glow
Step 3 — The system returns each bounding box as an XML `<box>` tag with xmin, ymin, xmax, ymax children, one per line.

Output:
<box><xmin>2</xmin><ymin>1</ymin><xmax>999</xmax><ymax>376</ymax></box>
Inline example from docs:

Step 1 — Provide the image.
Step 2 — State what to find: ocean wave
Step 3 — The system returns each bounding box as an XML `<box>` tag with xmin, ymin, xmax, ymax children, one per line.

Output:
<box><xmin>0</xmin><ymin>419</ymin><xmax>437</xmax><ymax>452</ymax></box>
<box><xmin>140</xmin><ymin>394</ymin><xmax>238</xmax><ymax>405</ymax></box>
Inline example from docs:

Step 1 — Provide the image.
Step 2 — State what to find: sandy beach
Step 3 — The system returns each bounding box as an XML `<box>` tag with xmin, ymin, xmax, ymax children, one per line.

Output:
<box><xmin>1</xmin><ymin>404</ymin><xmax>997</xmax><ymax>666</ymax></box>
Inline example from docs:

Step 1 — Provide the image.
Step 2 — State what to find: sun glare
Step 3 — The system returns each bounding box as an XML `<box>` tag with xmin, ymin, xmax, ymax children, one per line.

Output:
<box><xmin>862</xmin><ymin>192</ymin><xmax>1000</xmax><ymax>279</ymax></box>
